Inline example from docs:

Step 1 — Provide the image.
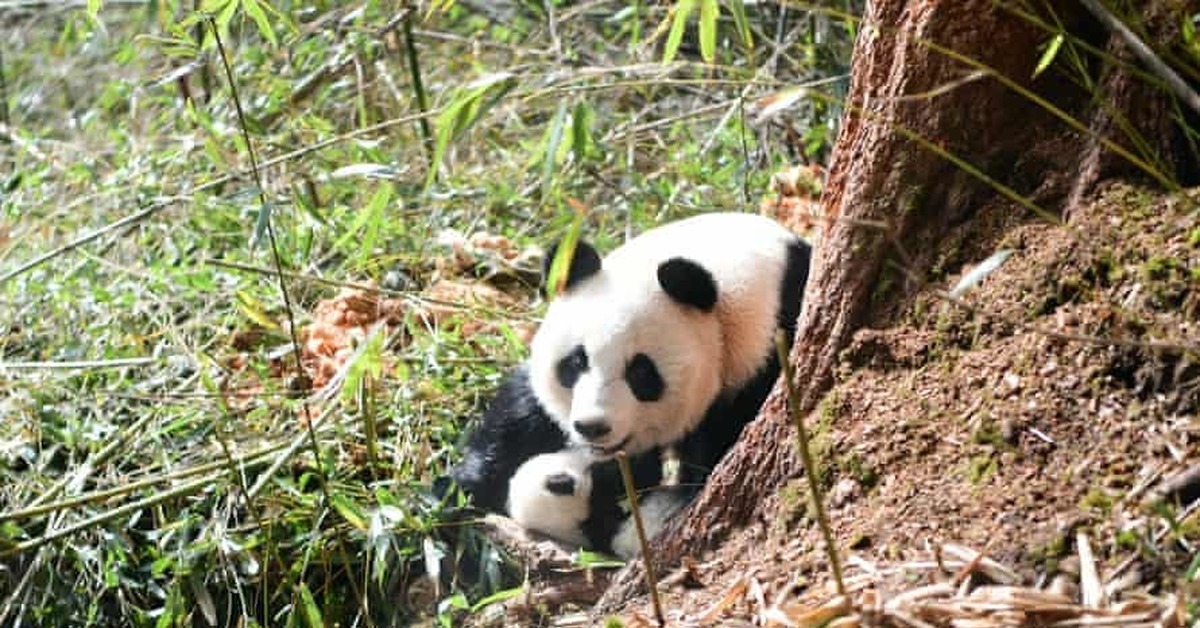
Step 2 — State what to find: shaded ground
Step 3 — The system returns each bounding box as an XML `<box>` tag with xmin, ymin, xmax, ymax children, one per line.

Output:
<box><xmin>583</xmin><ymin>182</ymin><xmax>1199</xmax><ymax>624</ymax></box>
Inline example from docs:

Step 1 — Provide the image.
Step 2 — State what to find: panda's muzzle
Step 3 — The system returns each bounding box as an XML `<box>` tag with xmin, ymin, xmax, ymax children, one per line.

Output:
<box><xmin>592</xmin><ymin>435</ymin><xmax>631</xmax><ymax>457</ymax></box>
<box><xmin>573</xmin><ymin>419</ymin><xmax>611</xmax><ymax>441</ymax></box>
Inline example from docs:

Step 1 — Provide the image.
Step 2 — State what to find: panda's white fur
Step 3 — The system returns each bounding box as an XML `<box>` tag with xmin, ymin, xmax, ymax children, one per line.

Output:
<box><xmin>529</xmin><ymin>213</ymin><xmax>797</xmax><ymax>456</ymax></box>
<box><xmin>507</xmin><ymin>449</ymin><xmax>688</xmax><ymax>559</ymax></box>
<box><xmin>506</xmin><ymin>449</ymin><xmax>594</xmax><ymax>548</ymax></box>
<box><xmin>610</xmin><ymin>488</ymin><xmax>691</xmax><ymax>559</ymax></box>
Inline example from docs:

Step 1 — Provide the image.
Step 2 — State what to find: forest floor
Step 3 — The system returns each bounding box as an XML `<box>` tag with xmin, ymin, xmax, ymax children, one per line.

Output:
<box><xmin>548</xmin><ymin>181</ymin><xmax>1200</xmax><ymax>626</ymax></box>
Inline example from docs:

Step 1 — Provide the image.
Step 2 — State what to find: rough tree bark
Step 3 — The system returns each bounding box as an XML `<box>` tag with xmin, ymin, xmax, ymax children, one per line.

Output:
<box><xmin>600</xmin><ymin>0</ymin><xmax>1197</xmax><ymax>609</ymax></box>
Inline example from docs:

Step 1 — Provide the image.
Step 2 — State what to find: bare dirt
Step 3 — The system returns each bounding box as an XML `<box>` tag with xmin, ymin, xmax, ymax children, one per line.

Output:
<box><xmin>605</xmin><ymin>181</ymin><xmax>1200</xmax><ymax>624</ymax></box>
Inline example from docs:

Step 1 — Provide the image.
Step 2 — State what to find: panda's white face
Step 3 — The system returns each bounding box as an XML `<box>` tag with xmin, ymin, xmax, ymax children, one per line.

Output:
<box><xmin>531</xmin><ymin>212</ymin><xmax>798</xmax><ymax>457</ymax></box>
<box><xmin>506</xmin><ymin>449</ymin><xmax>594</xmax><ymax>547</ymax></box>
<box><xmin>529</xmin><ymin>270</ymin><xmax>723</xmax><ymax>457</ymax></box>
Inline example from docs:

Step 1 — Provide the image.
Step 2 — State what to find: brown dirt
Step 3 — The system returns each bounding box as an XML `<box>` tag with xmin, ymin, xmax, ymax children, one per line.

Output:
<box><xmin>609</xmin><ymin>181</ymin><xmax>1200</xmax><ymax>623</ymax></box>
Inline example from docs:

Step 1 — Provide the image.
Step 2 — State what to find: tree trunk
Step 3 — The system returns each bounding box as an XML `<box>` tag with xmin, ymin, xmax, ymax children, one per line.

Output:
<box><xmin>599</xmin><ymin>0</ymin><xmax>1197</xmax><ymax>610</ymax></box>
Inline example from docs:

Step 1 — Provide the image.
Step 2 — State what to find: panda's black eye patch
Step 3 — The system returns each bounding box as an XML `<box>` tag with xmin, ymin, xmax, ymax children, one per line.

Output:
<box><xmin>556</xmin><ymin>345</ymin><xmax>588</xmax><ymax>389</ymax></box>
<box><xmin>625</xmin><ymin>353</ymin><xmax>664</xmax><ymax>402</ymax></box>
<box><xmin>545</xmin><ymin>472</ymin><xmax>576</xmax><ymax>496</ymax></box>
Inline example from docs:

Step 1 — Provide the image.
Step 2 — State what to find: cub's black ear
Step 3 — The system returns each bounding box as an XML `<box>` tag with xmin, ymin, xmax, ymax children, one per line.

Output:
<box><xmin>542</xmin><ymin>240</ymin><xmax>601</xmax><ymax>297</ymax></box>
<box><xmin>658</xmin><ymin>257</ymin><xmax>717</xmax><ymax>312</ymax></box>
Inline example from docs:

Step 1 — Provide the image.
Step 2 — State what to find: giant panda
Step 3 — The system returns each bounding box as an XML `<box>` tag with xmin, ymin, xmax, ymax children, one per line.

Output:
<box><xmin>450</xmin><ymin>212</ymin><xmax>810</xmax><ymax>555</ymax></box>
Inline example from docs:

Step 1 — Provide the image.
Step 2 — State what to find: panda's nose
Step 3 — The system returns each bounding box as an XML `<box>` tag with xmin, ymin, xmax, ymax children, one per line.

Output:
<box><xmin>573</xmin><ymin>420</ymin><xmax>611</xmax><ymax>441</ymax></box>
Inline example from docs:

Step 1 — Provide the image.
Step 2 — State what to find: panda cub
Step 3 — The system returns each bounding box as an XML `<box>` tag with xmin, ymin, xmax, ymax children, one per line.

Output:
<box><xmin>451</xmin><ymin>212</ymin><xmax>810</xmax><ymax>556</ymax></box>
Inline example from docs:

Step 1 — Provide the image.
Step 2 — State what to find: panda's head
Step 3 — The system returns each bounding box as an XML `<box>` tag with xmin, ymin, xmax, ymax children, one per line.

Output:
<box><xmin>528</xmin><ymin>238</ymin><xmax>725</xmax><ymax>457</ymax></box>
<box><xmin>506</xmin><ymin>449</ymin><xmax>594</xmax><ymax>547</ymax></box>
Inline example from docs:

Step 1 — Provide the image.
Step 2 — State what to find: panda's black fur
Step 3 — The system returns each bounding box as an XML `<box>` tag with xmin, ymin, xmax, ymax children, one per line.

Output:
<box><xmin>449</xmin><ymin>367</ymin><xmax>664</xmax><ymax>553</ymax></box>
<box><xmin>448</xmin><ymin>214</ymin><xmax>811</xmax><ymax>554</ymax></box>
<box><xmin>672</xmin><ymin>238</ymin><xmax>810</xmax><ymax>485</ymax></box>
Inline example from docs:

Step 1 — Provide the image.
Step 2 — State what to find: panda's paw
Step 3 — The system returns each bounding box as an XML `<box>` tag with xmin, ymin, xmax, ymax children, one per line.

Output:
<box><xmin>611</xmin><ymin>487</ymin><xmax>692</xmax><ymax>560</ymax></box>
<box><xmin>507</xmin><ymin>450</ymin><xmax>594</xmax><ymax>548</ymax></box>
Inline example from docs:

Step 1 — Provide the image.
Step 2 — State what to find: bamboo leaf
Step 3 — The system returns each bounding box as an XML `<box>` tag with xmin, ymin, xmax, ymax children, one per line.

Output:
<box><xmin>250</xmin><ymin>195</ymin><xmax>273</xmax><ymax>251</ymax></box>
<box><xmin>332</xmin><ymin>187</ymin><xmax>387</xmax><ymax>254</ymax></box>
<box><xmin>1033</xmin><ymin>33</ymin><xmax>1064</xmax><ymax>78</ymax></box>
<box><xmin>570</xmin><ymin>101</ymin><xmax>595</xmax><ymax>162</ymax></box>
<box><xmin>296</xmin><ymin>583</ymin><xmax>325</xmax><ymax>628</ymax></box>
<box><xmin>359</xmin><ymin>185</ymin><xmax>391</xmax><ymax>257</ymax></box>
<box><xmin>545</xmin><ymin>202</ymin><xmax>587</xmax><ymax>300</ymax></box>
<box><xmin>470</xmin><ymin>585</ymin><xmax>527</xmax><ymax>612</ymax></box>
<box><xmin>330</xmin><ymin>163</ymin><xmax>400</xmax><ymax>180</ymax></box>
<box><xmin>235</xmin><ymin>290</ymin><xmax>280</xmax><ymax>330</ymax></box>
<box><xmin>241</xmin><ymin>0</ymin><xmax>277</xmax><ymax>46</ymax></box>
<box><xmin>425</xmin><ymin>72</ymin><xmax>516</xmax><ymax>189</ymax></box>
<box><xmin>573</xmin><ymin>549</ymin><xmax>625</xmax><ymax>568</ymax></box>
<box><xmin>699</xmin><ymin>0</ymin><xmax>718</xmax><ymax>63</ymax></box>
<box><xmin>342</xmin><ymin>327</ymin><xmax>385</xmax><ymax>402</ymax></box>
<box><xmin>663</xmin><ymin>0</ymin><xmax>697</xmax><ymax>64</ymax></box>
<box><xmin>540</xmin><ymin>101</ymin><xmax>569</xmax><ymax>199</ymax></box>
<box><xmin>330</xmin><ymin>492</ymin><xmax>369</xmax><ymax>531</ymax></box>
<box><xmin>726</xmin><ymin>0</ymin><xmax>753</xmax><ymax>50</ymax></box>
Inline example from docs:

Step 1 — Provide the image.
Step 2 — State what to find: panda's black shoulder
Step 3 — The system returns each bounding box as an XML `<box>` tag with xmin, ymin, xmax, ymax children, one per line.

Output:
<box><xmin>450</xmin><ymin>366</ymin><xmax>568</xmax><ymax>512</ymax></box>
<box><xmin>481</xmin><ymin>367</ymin><xmax>562</xmax><ymax>436</ymax></box>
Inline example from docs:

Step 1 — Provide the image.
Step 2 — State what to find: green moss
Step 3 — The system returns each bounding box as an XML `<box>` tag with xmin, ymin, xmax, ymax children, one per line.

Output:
<box><xmin>1116</xmin><ymin>529</ymin><xmax>1141</xmax><ymax>551</ymax></box>
<box><xmin>965</xmin><ymin>455</ymin><xmax>998</xmax><ymax>484</ymax></box>
<box><xmin>871</xmin><ymin>263</ymin><xmax>900</xmax><ymax>309</ymax></box>
<box><xmin>602</xmin><ymin>617</ymin><xmax>625</xmax><ymax>628</ymax></box>
<box><xmin>815</xmin><ymin>390</ymin><xmax>842</xmax><ymax>426</ymax></box>
<box><xmin>1188</xmin><ymin>227</ymin><xmax>1200</xmax><ymax>248</ymax></box>
<box><xmin>775</xmin><ymin>478</ymin><xmax>813</xmax><ymax>534</ymax></box>
<box><xmin>971</xmin><ymin>418</ymin><xmax>1009</xmax><ymax>449</ymax></box>
<box><xmin>1080</xmin><ymin>487</ymin><xmax>1115</xmax><ymax>514</ymax></box>
<box><xmin>779</xmin><ymin>479</ymin><xmax>805</xmax><ymax>513</ymax></box>
<box><xmin>837</xmin><ymin>453</ymin><xmax>879</xmax><ymax>490</ymax></box>
<box><xmin>1028</xmin><ymin>534</ymin><xmax>1069</xmax><ymax>573</ymax></box>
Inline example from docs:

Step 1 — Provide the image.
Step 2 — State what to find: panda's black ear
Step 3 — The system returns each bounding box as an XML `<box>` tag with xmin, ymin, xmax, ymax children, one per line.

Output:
<box><xmin>658</xmin><ymin>257</ymin><xmax>717</xmax><ymax>312</ymax></box>
<box><xmin>542</xmin><ymin>240</ymin><xmax>602</xmax><ymax>297</ymax></box>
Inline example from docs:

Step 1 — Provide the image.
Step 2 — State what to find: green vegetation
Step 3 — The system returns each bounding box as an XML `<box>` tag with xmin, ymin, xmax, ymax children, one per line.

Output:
<box><xmin>0</xmin><ymin>1</ymin><xmax>853</xmax><ymax>625</ymax></box>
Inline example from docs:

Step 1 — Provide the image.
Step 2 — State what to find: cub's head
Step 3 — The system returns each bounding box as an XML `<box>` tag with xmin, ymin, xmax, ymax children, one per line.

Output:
<box><xmin>529</xmin><ymin>239</ymin><xmax>724</xmax><ymax>457</ymax></box>
<box><xmin>506</xmin><ymin>449</ymin><xmax>594</xmax><ymax>547</ymax></box>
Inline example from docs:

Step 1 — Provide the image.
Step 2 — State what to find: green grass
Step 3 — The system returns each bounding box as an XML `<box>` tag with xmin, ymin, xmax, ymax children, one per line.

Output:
<box><xmin>0</xmin><ymin>2</ymin><xmax>853</xmax><ymax>625</ymax></box>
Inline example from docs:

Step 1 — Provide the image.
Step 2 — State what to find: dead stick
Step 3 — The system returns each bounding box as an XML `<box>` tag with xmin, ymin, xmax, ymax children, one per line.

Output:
<box><xmin>776</xmin><ymin>332</ymin><xmax>846</xmax><ymax>596</ymax></box>
<box><xmin>617</xmin><ymin>451</ymin><xmax>666</xmax><ymax>626</ymax></box>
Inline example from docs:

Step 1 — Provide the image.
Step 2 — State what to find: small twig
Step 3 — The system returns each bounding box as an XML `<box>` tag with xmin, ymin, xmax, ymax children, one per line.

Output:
<box><xmin>616</xmin><ymin>451</ymin><xmax>666</xmax><ymax>626</ymax></box>
<box><xmin>399</xmin><ymin>5</ymin><xmax>433</xmax><ymax>159</ymax></box>
<box><xmin>776</xmin><ymin>331</ymin><xmax>846</xmax><ymax>596</ymax></box>
<box><xmin>0</xmin><ymin>46</ymin><xmax>10</xmax><ymax>172</ymax></box>
<box><xmin>0</xmin><ymin>357</ymin><xmax>158</xmax><ymax>370</ymax></box>
<box><xmin>1078</xmin><ymin>0</ymin><xmax>1200</xmax><ymax>117</ymax></box>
